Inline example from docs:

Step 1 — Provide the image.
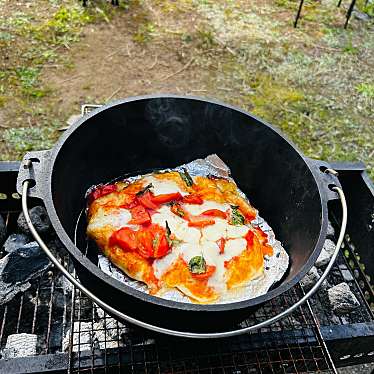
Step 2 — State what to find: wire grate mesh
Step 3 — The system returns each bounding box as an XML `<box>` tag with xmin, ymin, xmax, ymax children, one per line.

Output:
<box><xmin>68</xmin><ymin>279</ymin><xmax>335</xmax><ymax>373</ymax></box>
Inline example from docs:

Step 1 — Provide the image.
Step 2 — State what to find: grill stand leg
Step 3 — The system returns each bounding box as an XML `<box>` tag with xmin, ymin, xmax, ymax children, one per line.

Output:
<box><xmin>294</xmin><ymin>0</ymin><xmax>305</xmax><ymax>28</ymax></box>
<box><xmin>345</xmin><ymin>0</ymin><xmax>357</xmax><ymax>28</ymax></box>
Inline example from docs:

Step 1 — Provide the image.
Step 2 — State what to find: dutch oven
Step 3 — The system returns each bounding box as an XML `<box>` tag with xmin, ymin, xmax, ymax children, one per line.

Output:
<box><xmin>16</xmin><ymin>95</ymin><xmax>346</xmax><ymax>337</ymax></box>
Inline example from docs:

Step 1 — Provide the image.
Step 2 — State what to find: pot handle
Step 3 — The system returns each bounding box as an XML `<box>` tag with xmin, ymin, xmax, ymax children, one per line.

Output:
<box><xmin>306</xmin><ymin>157</ymin><xmax>342</xmax><ymax>202</ymax></box>
<box><xmin>20</xmin><ymin>168</ymin><xmax>347</xmax><ymax>339</ymax></box>
<box><xmin>16</xmin><ymin>150</ymin><xmax>52</xmax><ymax>199</ymax></box>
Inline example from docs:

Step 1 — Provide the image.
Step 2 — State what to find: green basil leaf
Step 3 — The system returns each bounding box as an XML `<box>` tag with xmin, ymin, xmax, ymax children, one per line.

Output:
<box><xmin>178</xmin><ymin>168</ymin><xmax>193</xmax><ymax>187</ymax></box>
<box><xmin>189</xmin><ymin>256</ymin><xmax>206</xmax><ymax>274</ymax></box>
<box><xmin>230</xmin><ymin>205</ymin><xmax>245</xmax><ymax>225</ymax></box>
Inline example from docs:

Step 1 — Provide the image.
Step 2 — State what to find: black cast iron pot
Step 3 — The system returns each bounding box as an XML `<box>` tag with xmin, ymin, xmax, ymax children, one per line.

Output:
<box><xmin>17</xmin><ymin>95</ymin><xmax>341</xmax><ymax>332</ymax></box>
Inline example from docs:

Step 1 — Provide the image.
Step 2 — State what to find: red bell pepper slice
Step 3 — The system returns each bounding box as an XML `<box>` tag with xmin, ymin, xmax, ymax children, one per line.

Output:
<box><xmin>182</xmin><ymin>194</ymin><xmax>203</xmax><ymax>205</ymax></box>
<box><xmin>201</xmin><ymin>209</ymin><xmax>227</xmax><ymax>219</ymax></box>
<box><xmin>136</xmin><ymin>229</ymin><xmax>154</xmax><ymax>258</ymax></box>
<box><xmin>151</xmin><ymin>192</ymin><xmax>183</xmax><ymax>205</ymax></box>
<box><xmin>89</xmin><ymin>184</ymin><xmax>117</xmax><ymax>203</ymax></box>
<box><xmin>137</xmin><ymin>191</ymin><xmax>159</xmax><ymax>210</ymax></box>
<box><xmin>188</xmin><ymin>216</ymin><xmax>215</xmax><ymax>228</ymax></box>
<box><xmin>109</xmin><ymin>227</ymin><xmax>137</xmax><ymax>251</ymax></box>
<box><xmin>129</xmin><ymin>205</ymin><xmax>151</xmax><ymax>225</ymax></box>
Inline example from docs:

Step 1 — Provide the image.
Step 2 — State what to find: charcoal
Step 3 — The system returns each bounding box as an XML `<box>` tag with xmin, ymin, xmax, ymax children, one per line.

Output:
<box><xmin>0</xmin><ymin>214</ymin><xmax>6</xmax><ymax>246</ymax></box>
<box><xmin>2</xmin><ymin>233</ymin><xmax>30</xmax><ymax>253</ymax></box>
<box><xmin>300</xmin><ymin>266</ymin><xmax>320</xmax><ymax>291</ymax></box>
<box><xmin>327</xmin><ymin>282</ymin><xmax>359</xmax><ymax>315</ymax></box>
<box><xmin>315</xmin><ymin>239</ymin><xmax>336</xmax><ymax>267</ymax></box>
<box><xmin>2</xmin><ymin>333</ymin><xmax>37</xmax><ymax>358</ymax></box>
<box><xmin>62</xmin><ymin>320</ymin><xmax>122</xmax><ymax>352</ymax></box>
<box><xmin>17</xmin><ymin>205</ymin><xmax>52</xmax><ymax>235</ymax></box>
<box><xmin>62</xmin><ymin>322</ymin><xmax>93</xmax><ymax>352</ymax></box>
<box><xmin>95</xmin><ymin>305</ymin><xmax>127</xmax><ymax>340</ymax></box>
<box><xmin>0</xmin><ymin>241</ymin><xmax>51</xmax><ymax>305</ymax></box>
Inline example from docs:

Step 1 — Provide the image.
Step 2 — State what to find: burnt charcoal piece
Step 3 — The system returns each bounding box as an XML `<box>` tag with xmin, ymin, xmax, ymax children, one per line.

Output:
<box><xmin>2</xmin><ymin>233</ymin><xmax>30</xmax><ymax>253</ymax></box>
<box><xmin>0</xmin><ymin>214</ymin><xmax>6</xmax><ymax>246</ymax></box>
<box><xmin>327</xmin><ymin>282</ymin><xmax>360</xmax><ymax>315</ymax></box>
<box><xmin>300</xmin><ymin>266</ymin><xmax>320</xmax><ymax>291</ymax></box>
<box><xmin>17</xmin><ymin>206</ymin><xmax>52</xmax><ymax>235</ymax></box>
<box><xmin>2</xmin><ymin>333</ymin><xmax>37</xmax><ymax>358</ymax></box>
<box><xmin>0</xmin><ymin>242</ymin><xmax>51</xmax><ymax>305</ymax></box>
<box><xmin>315</xmin><ymin>239</ymin><xmax>336</xmax><ymax>267</ymax></box>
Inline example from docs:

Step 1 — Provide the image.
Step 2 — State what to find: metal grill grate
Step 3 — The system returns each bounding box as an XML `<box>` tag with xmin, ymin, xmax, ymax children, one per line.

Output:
<box><xmin>67</xmin><ymin>280</ymin><xmax>336</xmax><ymax>373</ymax></box>
<box><xmin>0</xmin><ymin>212</ymin><xmax>73</xmax><ymax>357</ymax></box>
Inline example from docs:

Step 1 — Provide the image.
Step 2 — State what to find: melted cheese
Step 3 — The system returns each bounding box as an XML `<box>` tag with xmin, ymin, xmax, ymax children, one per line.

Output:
<box><xmin>201</xmin><ymin>218</ymin><xmax>249</xmax><ymax>242</ymax></box>
<box><xmin>87</xmin><ymin>208</ymin><xmax>135</xmax><ymax>231</ymax></box>
<box><xmin>142</xmin><ymin>175</ymin><xmax>188</xmax><ymax>196</ymax></box>
<box><xmin>226</xmin><ymin>225</ymin><xmax>249</xmax><ymax>239</ymax></box>
<box><xmin>183</xmin><ymin>200</ymin><xmax>230</xmax><ymax>216</ymax></box>
<box><xmin>153</xmin><ymin>247</ymin><xmax>180</xmax><ymax>279</ymax></box>
<box><xmin>151</xmin><ymin>206</ymin><xmax>201</xmax><ymax>243</ymax></box>
<box><xmin>201</xmin><ymin>219</ymin><xmax>228</xmax><ymax>241</ymax></box>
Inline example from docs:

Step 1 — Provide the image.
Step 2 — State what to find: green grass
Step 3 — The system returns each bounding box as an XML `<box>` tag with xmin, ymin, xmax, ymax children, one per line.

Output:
<box><xmin>356</xmin><ymin>83</ymin><xmax>374</xmax><ymax>98</ymax></box>
<box><xmin>3</xmin><ymin>122</ymin><xmax>61</xmax><ymax>155</ymax></box>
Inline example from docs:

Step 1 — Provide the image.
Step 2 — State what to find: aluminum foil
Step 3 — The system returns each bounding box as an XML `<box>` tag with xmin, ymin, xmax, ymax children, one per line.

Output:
<box><xmin>96</xmin><ymin>155</ymin><xmax>289</xmax><ymax>304</ymax></box>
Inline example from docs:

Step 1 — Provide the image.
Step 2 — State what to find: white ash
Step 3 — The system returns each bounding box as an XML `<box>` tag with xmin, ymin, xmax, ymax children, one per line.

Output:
<box><xmin>315</xmin><ymin>239</ymin><xmax>336</xmax><ymax>267</ymax></box>
<box><xmin>326</xmin><ymin>221</ymin><xmax>335</xmax><ymax>238</ymax></box>
<box><xmin>300</xmin><ymin>266</ymin><xmax>320</xmax><ymax>291</ymax></box>
<box><xmin>63</xmin><ymin>314</ymin><xmax>128</xmax><ymax>352</ymax></box>
<box><xmin>63</xmin><ymin>322</ymin><xmax>93</xmax><ymax>352</ymax></box>
<box><xmin>328</xmin><ymin>282</ymin><xmax>360</xmax><ymax>315</ymax></box>
<box><xmin>96</xmin><ymin>155</ymin><xmax>289</xmax><ymax>304</ymax></box>
<box><xmin>94</xmin><ymin>305</ymin><xmax>128</xmax><ymax>341</ymax></box>
<box><xmin>2</xmin><ymin>333</ymin><xmax>37</xmax><ymax>359</ymax></box>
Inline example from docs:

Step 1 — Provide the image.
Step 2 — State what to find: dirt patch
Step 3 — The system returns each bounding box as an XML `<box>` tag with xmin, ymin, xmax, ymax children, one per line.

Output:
<box><xmin>41</xmin><ymin>15</ymin><xmax>210</xmax><ymax>120</ymax></box>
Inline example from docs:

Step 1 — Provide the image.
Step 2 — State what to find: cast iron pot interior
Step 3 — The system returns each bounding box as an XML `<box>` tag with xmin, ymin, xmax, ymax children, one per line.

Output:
<box><xmin>31</xmin><ymin>96</ymin><xmax>334</xmax><ymax>331</ymax></box>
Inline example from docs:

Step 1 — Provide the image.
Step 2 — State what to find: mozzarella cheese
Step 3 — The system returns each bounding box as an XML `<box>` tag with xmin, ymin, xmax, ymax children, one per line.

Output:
<box><xmin>142</xmin><ymin>175</ymin><xmax>188</xmax><ymax>196</ymax></box>
<box><xmin>87</xmin><ymin>208</ymin><xmax>135</xmax><ymax>231</ymax></box>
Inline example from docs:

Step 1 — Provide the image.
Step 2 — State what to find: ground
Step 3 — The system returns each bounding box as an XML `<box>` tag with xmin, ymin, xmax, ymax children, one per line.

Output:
<box><xmin>0</xmin><ymin>0</ymin><xmax>373</xmax><ymax>179</ymax></box>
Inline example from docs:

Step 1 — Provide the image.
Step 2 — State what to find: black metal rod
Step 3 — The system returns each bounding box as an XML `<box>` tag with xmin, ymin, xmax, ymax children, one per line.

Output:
<box><xmin>294</xmin><ymin>0</ymin><xmax>305</xmax><ymax>28</ymax></box>
<box><xmin>337</xmin><ymin>0</ymin><xmax>343</xmax><ymax>7</ymax></box>
<box><xmin>345</xmin><ymin>0</ymin><xmax>357</xmax><ymax>28</ymax></box>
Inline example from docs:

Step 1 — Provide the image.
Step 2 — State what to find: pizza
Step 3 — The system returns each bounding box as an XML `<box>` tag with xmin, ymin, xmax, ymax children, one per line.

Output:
<box><xmin>86</xmin><ymin>166</ymin><xmax>274</xmax><ymax>304</ymax></box>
